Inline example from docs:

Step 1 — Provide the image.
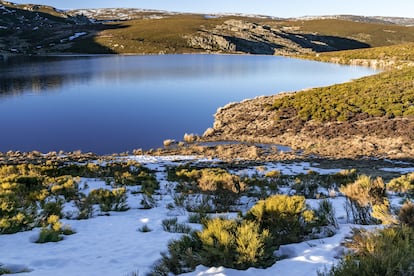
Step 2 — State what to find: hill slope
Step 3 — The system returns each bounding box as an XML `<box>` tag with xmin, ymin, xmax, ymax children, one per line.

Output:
<box><xmin>1</xmin><ymin>1</ymin><xmax>414</xmax><ymax>55</ymax></box>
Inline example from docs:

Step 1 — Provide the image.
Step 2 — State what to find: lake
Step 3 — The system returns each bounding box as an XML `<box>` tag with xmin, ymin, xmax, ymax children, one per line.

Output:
<box><xmin>0</xmin><ymin>54</ymin><xmax>378</xmax><ymax>154</ymax></box>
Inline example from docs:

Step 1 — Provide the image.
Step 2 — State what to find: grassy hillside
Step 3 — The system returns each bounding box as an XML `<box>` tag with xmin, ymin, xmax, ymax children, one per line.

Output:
<box><xmin>303</xmin><ymin>42</ymin><xmax>414</xmax><ymax>66</ymax></box>
<box><xmin>72</xmin><ymin>17</ymin><xmax>414</xmax><ymax>54</ymax></box>
<box><xmin>73</xmin><ymin>15</ymin><xmax>230</xmax><ymax>54</ymax></box>
<box><xmin>270</xmin><ymin>43</ymin><xmax>414</xmax><ymax>132</ymax></box>
<box><xmin>274</xmin><ymin>19</ymin><xmax>414</xmax><ymax>47</ymax></box>
<box><xmin>271</xmin><ymin>66</ymin><xmax>414</xmax><ymax>122</ymax></box>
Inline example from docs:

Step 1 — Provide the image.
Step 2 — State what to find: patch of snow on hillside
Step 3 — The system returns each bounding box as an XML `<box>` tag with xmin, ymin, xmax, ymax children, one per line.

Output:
<box><xmin>68</xmin><ymin>32</ymin><xmax>86</xmax><ymax>41</ymax></box>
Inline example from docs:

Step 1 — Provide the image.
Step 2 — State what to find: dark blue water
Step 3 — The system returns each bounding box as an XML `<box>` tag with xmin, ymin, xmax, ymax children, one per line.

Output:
<box><xmin>0</xmin><ymin>54</ymin><xmax>377</xmax><ymax>154</ymax></box>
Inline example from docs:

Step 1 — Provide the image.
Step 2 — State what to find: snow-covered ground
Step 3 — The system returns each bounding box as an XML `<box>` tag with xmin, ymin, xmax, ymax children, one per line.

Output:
<box><xmin>0</xmin><ymin>156</ymin><xmax>406</xmax><ymax>276</ymax></box>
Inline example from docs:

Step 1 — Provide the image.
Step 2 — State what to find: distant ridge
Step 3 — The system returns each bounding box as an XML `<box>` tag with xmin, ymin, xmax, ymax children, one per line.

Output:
<box><xmin>297</xmin><ymin>15</ymin><xmax>414</xmax><ymax>26</ymax></box>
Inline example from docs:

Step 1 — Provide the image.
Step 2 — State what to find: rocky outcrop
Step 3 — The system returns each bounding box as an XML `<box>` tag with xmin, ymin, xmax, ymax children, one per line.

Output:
<box><xmin>185</xmin><ymin>19</ymin><xmax>358</xmax><ymax>55</ymax></box>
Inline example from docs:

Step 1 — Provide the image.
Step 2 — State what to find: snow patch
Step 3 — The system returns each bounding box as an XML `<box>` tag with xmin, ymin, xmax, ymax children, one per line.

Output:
<box><xmin>68</xmin><ymin>32</ymin><xmax>87</xmax><ymax>41</ymax></box>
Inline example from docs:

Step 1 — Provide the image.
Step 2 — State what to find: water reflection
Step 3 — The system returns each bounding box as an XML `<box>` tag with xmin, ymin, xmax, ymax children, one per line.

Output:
<box><xmin>0</xmin><ymin>56</ymin><xmax>95</xmax><ymax>96</ymax></box>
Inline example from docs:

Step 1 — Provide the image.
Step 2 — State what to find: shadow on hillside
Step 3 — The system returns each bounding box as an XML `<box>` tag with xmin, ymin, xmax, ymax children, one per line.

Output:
<box><xmin>280</xmin><ymin>31</ymin><xmax>371</xmax><ymax>52</ymax></box>
<box><xmin>224</xmin><ymin>35</ymin><xmax>281</xmax><ymax>55</ymax></box>
<box><xmin>218</xmin><ymin>33</ymin><xmax>370</xmax><ymax>55</ymax></box>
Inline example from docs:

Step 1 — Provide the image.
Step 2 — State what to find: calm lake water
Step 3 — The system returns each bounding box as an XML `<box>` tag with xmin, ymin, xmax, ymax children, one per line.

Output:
<box><xmin>0</xmin><ymin>54</ymin><xmax>377</xmax><ymax>154</ymax></box>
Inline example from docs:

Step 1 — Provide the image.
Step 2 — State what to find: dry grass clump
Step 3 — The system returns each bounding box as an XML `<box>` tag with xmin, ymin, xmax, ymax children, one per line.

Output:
<box><xmin>398</xmin><ymin>201</ymin><xmax>414</xmax><ymax>227</ymax></box>
<box><xmin>163</xmin><ymin>139</ymin><xmax>176</xmax><ymax>147</ymax></box>
<box><xmin>340</xmin><ymin>175</ymin><xmax>392</xmax><ymax>224</ymax></box>
<box><xmin>323</xmin><ymin>225</ymin><xmax>414</xmax><ymax>276</ymax></box>
<box><xmin>183</xmin><ymin>133</ymin><xmax>197</xmax><ymax>143</ymax></box>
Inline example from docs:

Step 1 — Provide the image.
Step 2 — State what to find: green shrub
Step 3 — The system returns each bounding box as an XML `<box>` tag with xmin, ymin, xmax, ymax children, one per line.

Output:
<box><xmin>138</xmin><ymin>224</ymin><xmax>152</xmax><ymax>233</ymax></box>
<box><xmin>74</xmin><ymin>194</ymin><xmax>94</xmax><ymax>220</ymax></box>
<box><xmin>36</xmin><ymin>215</ymin><xmax>75</xmax><ymax>243</ymax></box>
<box><xmin>141</xmin><ymin>178</ymin><xmax>160</xmax><ymax>196</ymax></box>
<box><xmin>49</xmin><ymin>176</ymin><xmax>79</xmax><ymax>200</ymax></box>
<box><xmin>162</xmin><ymin>218</ymin><xmax>192</xmax><ymax>234</ymax></box>
<box><xmin>245</xmin><ymin>194</ymin><xmax>316</xmax><ymax>245</ymax></box>
<box><xmin>198</xmin><ymin>218</ymin><xmax>273</xmax><ymax>269</ymax></box>
<box><xmin>314</xmin><ymin>199</ymin><xmax>338</xmax><ymax>229</ymax></box>
<box><xmin>41</xmin><ymin>200</ymin><xmax>63</xmax><ymax>218</ymax></box>
<box><xmin>88</xmin><ymin>187</ymin><xmax>128</xmax><ymax>212</ymax></box>
<box><xmin>151</xmin><ymin>233</ymin><xmax>201</xmax><ymax>275</ymax></box>
<box><xmin>330</xmin><ymin>169</ymin><xmax>358</xmax><ymax>187</ymax></box>
<box><xmin>293</xmin><ymin>171</ymin><xmax>321</xmax><ymax>199</ymax></box>
<box><xmin>53</xmin><ymin>161</ymin><xmax>158</xmax><ymax>189</ymax></box>
<box><xmin>387</xmin><ymin>172</ymin><xmax>414</xmax><ymax>197</ymax></box>
<box><xmin>188</xmin><ymin>212</ymin><xmax>209</xmax><ymax>224</ymax></box>
<box><xmin>243</xmin><ymin>175</ymin><xmax>282</xmax><ymax>199</ymax></box>
<box><xmin>140</xmin><ymin>194</ymin><xmax>156</xmax><ymax>209</ymax></box>
<box><xmin>184</xmin><ymin>194</ymin><xmax>214</xmax><ymax>213</ymax></box>
<box><xmin>0</xmin><ymin>211</ymin><xmax>34</xmax><ymax>234</ymax></box>
<box><xmin>37</xmin><ymin>227</ymin><xmax>63</xmax><ymax>243</ymax></box>
<box><xmin>175</xmin><ymin>168</ymin><xmax>246</xmax><ymax>212</ymax></box>
<box><xmin>322</xmin><ymin>226</ymin><xmax>414</xmax><ymax>276</ymax></box>
<box><xmin>198</xmin><ymin>218</ymin><xmax>237</xmax><ymax>266</ymax></box>
<box><xmin>235</xmin><ymin>221</ymin><xmax>272</xmax><ymax>267</ymax></box>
